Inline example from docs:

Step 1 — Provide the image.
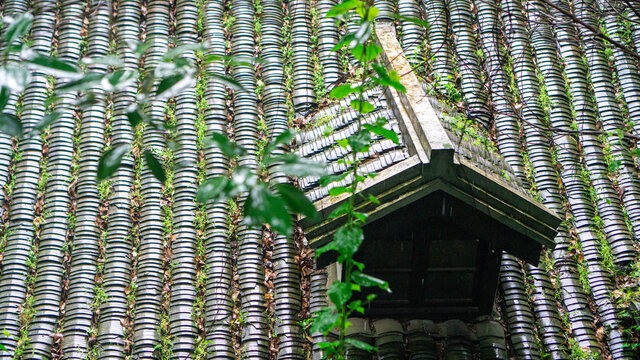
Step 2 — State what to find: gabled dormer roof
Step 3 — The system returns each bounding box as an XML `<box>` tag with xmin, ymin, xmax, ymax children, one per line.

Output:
<box><xmin>296</xmin><ymin>22</ymin><xmax>561</xmax><ymax>266</ymax></box>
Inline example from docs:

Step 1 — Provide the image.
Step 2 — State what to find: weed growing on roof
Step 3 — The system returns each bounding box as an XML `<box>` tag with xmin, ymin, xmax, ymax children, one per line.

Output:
<box><xmin>568</xmin><ymin>338</ymin><xmax>600</xmax><ymax>360</ymax></box>
<box><xmin>310</xmin><ymin>5</ymin><xmax>326</xmax><ymax>99</ymax></box>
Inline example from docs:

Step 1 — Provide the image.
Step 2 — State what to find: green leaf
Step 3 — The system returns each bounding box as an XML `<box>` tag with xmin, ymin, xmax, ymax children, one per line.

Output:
<box><xmin>328</xmin><ymin>281</ymin><xmax>352</xmax><ymax>307</ymax></box>
<box><xmin>3</xmin><ymin>12</ymin><xmax>33</xmax><ymax>47</ymax></box>
<box><xmin>328</xmin><ymin>201</ymin><xmax>353</xmax><ymax>220</ymax></box>
<box><xmin>368</xmin><ymin>194</ymin><xmax>380</xmax><ymax>204</ymax></box>
<box><xmin>55</xmin><ymin>73</ymin><xmax>105</xmax><ymax>92</ymax></box>
<box><xmin>330</xmin><ymin>84</ymin><xmax>357</xmax><ymax>99</ymax></box>
<box><xmin>207</xmin><ymin>72</ymin><xmax>248</xmax><ymax>93</ymax></box>
<box><xmin>82</xmin><ymin>55</ymin><xmax>124</xmax><ymax>67</ymax></box>
<box><xmin>107</xmin><ymin>70</ymin><xmax>137</xmax><ymax>90</ymax></box>
<box><xmin>363</xmin><ymin>123</ymin><xmax>399</xmax><ymax>144</ymax></box>
<box><xmin>127</xmin><ymin>108</ymin><xmax>147</xmax><ymax>128</ymax></box>
<box><xmin>98</xmin><ymin>144</ymin><xmax>130</xmax><ymax>181</ymax></box>
<box><xmin>334</xmin><ymin>226</ymin><xmax>363</xmax><ymax>260</ymax></box>
<box><xmin>196</xmin><ymin>177</ymin><xmax>229</xmax><ymax>203</ymax></box>
<box><xmin>130</xmin><ymin>40</ymin><xmax>152</xmax><ymax>59</ymax></box>
<box><xmin>347</xmin><ymin>131</ymin><xmax>372</xmax><ymax>153</ymax></box>
<box><xmin>0</xmin><ymin>64</ymin><xmax>30</xmax><ymax>92</ymax></box>
<box><xmin>275</xmin><ymin>183</ymin><xmax>318</xmax><ymax>219</ymax></box>
<box><xmin>156</xmin><ymin>73</ymin><xmax>194</xmax><ymax>99</ymax></box>
<box><xmin>163</xmin><ymin>43</ymin><xmax>205</xmax><ymax>60</ymax></box>
<box><xmin>140</xmin><ymin>73</ymin><xmax>155</xmax><ymax>95</ymax></box>
<box><xmin>0</xmin><ymin>87</ymin><xmax>9</xmax><ymax>111</ymax></box>
<box><xmin>143</xmin><ymin>149</ymin><xmax>166</xmax><ymax>183</ymax></box>
<box><xmin>328</xmin><ymin>186</ymin><xmax>351</xmax><ymax>197</ymax></box>
<box><xmin>351</xmin><ymin>44</ymin><xmax>382</xmax><ymax>62</ymax></box>
<box><xmin>326</xmin><ymin>0</ymin><xmax>362</xmax><ymax>17</ymax></box>
<box><xmin>352</xmin><ymin>211</ymin><xmax>367</xmax><ymax>223</ymax></box>
<box><xmin>355</xmin><ymin>4</ymin><xmax>378</xmax><ymax>21</ymax></box>
<box><xmin>372</xmin><ymin>64</ymin><xmax>406</xmax><ymax>92</ymax></box>
<box><xmin>394</xmin><ymin>14</ymin><xmax>430</xmax><ymax>28</ymax></box>
<box><xmin>310</xmin><ymin>308</ymin><xmax>339</xmax><ymax>334</ymax></box>
<box><xmin>75</xmin><ymin>93</ymin><xmax>98</xmax><ymax>108</ymax></box>
<box><xmin>352</xmin><ymin>21</ymin><xmax>372</xmax><ymax>47</ymax></box>
<box><xmin>26</xmin><ymin>55</ymin><xmax>81</xmax><ymax>77</ymax></box>
<box><xmin>263</xmin><ymin>129</ymin><xmax>295</xmax><ymax>156</ymax></box>
<box><xmin>0</xmin><ymin>113</ymin><xmax>21</xmax><ymax>136</ymax></box>
<box><xmin>319</xmin><ymin>173</ymin><xmax>349</xmax><ymax>187</ymax></box>
<box><xmin>244</xmin><ymin>183</ymin><xmax>292</xmax><ymax>234</ymax></box>
<box><xmin>350</xmin><ymin>99</ymin><xmax>374</xmax><ymax>114</ymax></box>
<box><xmin>271</xmin><ymin>155</ymin><xmax>327</xmax><ymax>177</ymax></box>
<box><xmin>345</xmin><ymin>338</ymin><xmax>377</xmax><ymax>352</ymax></box>
<box><xmin>337</xmin><ymin>138</ymin><xmax>349</xmax><ymax>149</ymax></box>
<box><xmin>207</xmin><ymin>132</ymin><xmax>245</xmax><ymax>157</ymax></box>
<box><xmin>333</xmin><ymin>33</ymin><xmax>356</xmax><ymax>51</ymax></box>
<box><xmin>30</xmin><ymin>111</ymin><xmax>60</xmax><ymax>135</ymax></box>
<box><xmin>317</xmin><ymin>226</ymin><xmax>363</xmax><ymax>260</ymax></box>
<box><xmin>608</xmin><ymin>159</ymin><xmax>622</xmax><ymax>171</ymax></box>
<box><xmin>352</xmin><ymin>271</ymin><xmax>391</xmax><ymax>292</ymax></box>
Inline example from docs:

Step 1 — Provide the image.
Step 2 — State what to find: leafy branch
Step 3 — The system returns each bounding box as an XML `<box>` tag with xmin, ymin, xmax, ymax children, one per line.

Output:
<box><xmin>309</xmin><ymin>1</ymin><xmax>405</xmax><ymax>359</ymax></box>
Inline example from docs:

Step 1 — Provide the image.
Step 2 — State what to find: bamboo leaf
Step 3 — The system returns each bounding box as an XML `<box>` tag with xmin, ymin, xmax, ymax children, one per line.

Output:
<box><xmin>263</xmin><ymin>129</ymin><xmax>295</xmax><ymax>156</ymax></box>
<box><xmin>106</xmin><ymin>70</ymin><xmax>137</xmax><ymax>90</ymax></box>
<box><xmin>3</xmin><ymin>13</ymin><xmax>33</xmax><ymax>48</ymax></box>
<box><xmin>126</xmin><ymin>107</ymin><xmax>147</xmax><ymax>128</ymax></box>
<box><xmin>0</xmin><ymin>64</ymin><xmax>30</xmax><ymax>92</ymax></box>
<box><xmin>0</xmin><ymin>113</ymin><xmax>21</xmax><ymax>136</ymax></box>
<box><xmin>275</xmin><ymin>183</ymin><xmax>318</xmax><ymax>219</ymax></box>
<box><xmin>97</xmin><ymin>144</ymin><xmax>130</xmax><ymax>181</ymax></box>
<box><xmin>0</xmin><ymin>86</ymin><xmax>9</xmax><ymax>111</ymax></box>
<box><xmin>81</xmin><ymin>55</ymin><xmax>124</xmax><ymax>67</ymax></box>
<box><xmin>56</xmin><ymin>73</ymin><xmax>105</xmax><ymax>92</ymax></box>
<box><xmin>30</xmin><ymin>111</ymin><xmax>60</xmax><ymax>135</ymax></box>
<box><xmin>196</xmin><ymin>177</ymin><xmax>229</xmax><ymax>203</ymax></box>
<box><xmin>26</xmin><ymin>55</ymin><xmax>81</xmax><ymax>78</ymax></box>
<box><xmin>271</xmin><ymin>155</ymin><xmax>327</xmax><ymax>177</ymax></box>
<box><xmin>245</xmin><ymin>183</ymin><xmax>292</xmax><ymax>234</ymax></box>
<box><xmin>208</xmin><ymin>73</ymin><xmax>248</xmax><ymax>93</ymax></box>
<box><xmin>206</xmin><ymin>132</ymin><xmax>246</xmax><ymax>157</ymax></box>
<box><xmin>143</xmin><ymin>149</ymin><xmax>166</xmax><ymax>183</ymax></box>
<box><xmin>156</xmin><ymin>73</ymin><xmax>194</xmax><ymax>99</ymax></box>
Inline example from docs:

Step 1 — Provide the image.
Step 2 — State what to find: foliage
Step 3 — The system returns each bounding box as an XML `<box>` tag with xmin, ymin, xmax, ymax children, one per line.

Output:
<box><xmin>1</xmin><ymin>4</ymin><xmax>406</xmax><ymax>358</ymax></box>
<box><xmin>0</xmin><ymin>13</ymin><xmax>249</xmax><ymax>184</ymax></box>
<box><xmin>196</xmin><ymin>130</ymin><xmax>325</xmax><ymax>235</ymax></box>
<box><xmin>307</xmin><ymin>1</ymin><xmax>405</xmax><ymax>358</ymax></box>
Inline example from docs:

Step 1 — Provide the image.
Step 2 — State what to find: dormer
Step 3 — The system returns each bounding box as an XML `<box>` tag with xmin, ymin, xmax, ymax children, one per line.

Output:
<box><xmin>295</xmin><ymin>22</ymin><xmax>561</xmax><ymax>320</ymax></box>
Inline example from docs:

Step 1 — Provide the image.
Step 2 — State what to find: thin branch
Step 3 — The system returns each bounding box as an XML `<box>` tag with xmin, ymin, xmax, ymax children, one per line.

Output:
<box><xmin>539</xmin><ymin>0</ymin><xmax>640</xmax><ymax>63</ymax></box>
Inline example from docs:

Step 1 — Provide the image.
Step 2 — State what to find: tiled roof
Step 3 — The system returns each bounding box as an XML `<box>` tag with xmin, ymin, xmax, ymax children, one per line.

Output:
<box><xmin>0</xmin><ymin>0</ymin><xmax>639</xmax><ymax>358</ymax></box>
